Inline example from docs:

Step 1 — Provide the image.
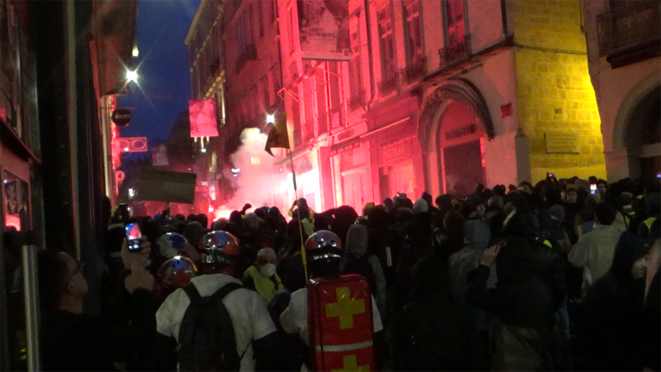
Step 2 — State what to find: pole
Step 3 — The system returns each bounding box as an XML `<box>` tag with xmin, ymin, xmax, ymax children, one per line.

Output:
<box><xmin>288</xmin><ymin>149</ymin><xmax>308</xmax><ymax>282</ymax></box>
<box><xmin>65</xmin><ymin>0</ymin><xmax>81</xmax><ymax>259</ymax></box>
<box><xmin>20</xmin><ymin>233</ymin><xmax>40</xmax><ymax>371</ymax></box>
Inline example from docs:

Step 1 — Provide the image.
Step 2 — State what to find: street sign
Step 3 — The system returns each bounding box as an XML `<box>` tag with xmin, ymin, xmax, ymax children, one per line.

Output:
<box><xmin>138</xmin><ymin>170</ymin><xmax>197</xmax><ymax>204</ymax></box>
<box><xmin>116</xmin><ymin>137</ymin><xmax>148</xmax><ymax>152</ymax></box>
<box><xmin>111</xmin><ymin>108</ymin><xmax>132</xmax><ymax>126</ymax></box>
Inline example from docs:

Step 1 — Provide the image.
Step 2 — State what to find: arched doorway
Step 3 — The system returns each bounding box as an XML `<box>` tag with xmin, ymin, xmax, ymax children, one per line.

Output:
<box><xmin>418</xmin><ymin>79</ymin><xmax>494</xmax><ymax>196</ymax></box>
<box><xmin>625</xmin><ymin>85</ymin><xmax>660</xmax><ymax>185</ymax></box>
<box><xmin>437</xmin><ymin>101</ymin><xmax>485</xmax><ymax>195</ymax></box>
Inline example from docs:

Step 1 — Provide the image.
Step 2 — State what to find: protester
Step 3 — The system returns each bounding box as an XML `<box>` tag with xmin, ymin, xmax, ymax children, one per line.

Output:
<box><xmin>39</xmin><ymin>241</ymin><xmax>156</xmax><ymax>371</ymax></box>
<box><xmin>340</xmin><ymin>224</ymin><xmax>387</xmax><ymax>320</ymax></box>
<box><xmin>280</xmin><ymin>231</ymin><xmax>384</xmax><ymax>371</ymax></box>
<box><xmin>568</xmin><ymin>202</ymin><xmax>623</xmax><ymax>296</ymax></box>
<box><xmin>243</xmin><ymin>247</ymin><xmax>284</xmax><ymax>303</ymax></box>
<box><xmin>466</xmin><ymin>212</ymin><xmax>566</xmax><ymax>371</ymax></box>
<box><xmin>575</xmin><ymin>232</ymin><xmax>649</xmax><ymax>371</ymax></box>
<box><xmin>392</xmin><ymin>255</ymin><xmax>481</xmax><ymax>371</ymax></box>
<box><xmin>639</xmin><ymin>193</ymin><xmax>660</xmax><ymax>240</ymax></box>
<box><xmin>155</xmin><ymin>231</ymin><xmax>278</xmax><ymax>371</ymax></box>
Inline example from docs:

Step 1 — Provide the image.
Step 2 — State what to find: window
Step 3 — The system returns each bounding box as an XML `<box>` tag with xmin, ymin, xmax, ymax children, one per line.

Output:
<box><xmin>377</xmin><ymin>4</ymin><xmax>396</xmax><ymax>79</ymax></box>
<box><xmin>445</xmin><ymin>0</ymin><xmax>465</xmax><ymax>45</ymax></box>
<box><xmin>403</xmin><ymin>0</ymin><xmax>422</xmax><ymax>66</ymax></box>
<box><xmin>315</xmin><ymin>65</ymin><xmax>328</xmax><ymax>134</ymax></box>
<box><xmin>261</xmin><ymin>76</ymin><xmax>269</xmax><ymax>111</ymax></box>
<box><xmin>328</xmin><ymin>61</ymin><xmax>342</xmax><ymax>128</ymax></box>
<box><xmin>292</xmin><ymin>96</ymin><xmax>302</xmax><ymax>146</ymax></box>
<box><xmin>237</xmin><ymin>9</ymin><xmax>253</xmax><ymax>56</ymax></box>
<box><xmin>268</xmin><ymin>63</ymin><xmax>282</xmax><ymax>107</ymax></box>
<box><xmin>289</xmin><ymin>7</ymin><xmax>297</xmax><ymax>54</ymax></box>
<box><xmin>302</xmin><ymin>63</ymin><xmax>315</xmax><ymax>140</ymax></box>
<box><xmin>257</xmin><ymin>1</ymin><xmax>265</xmax><ymax>38</ymax></box>
<box><xmin>349</xmin><ymin>29</ymin><xmax>363</xmax><ymax>100</ymax></box>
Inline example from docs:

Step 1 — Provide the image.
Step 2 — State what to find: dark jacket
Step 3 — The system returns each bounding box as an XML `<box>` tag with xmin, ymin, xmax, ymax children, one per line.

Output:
<box><xmin>576</xmin><ymin>233</ymin><xmax>648</xmax><ymax>371</ymax></box>
<box><xmin>41</xmin><ymin>288</ymin><xmax>155</xmax><ymax>371</ymax></box>
<box><xmin>466</xmin><ymin>214</ymin><xmax>565</xmax><ymax>328</ymax></box>
<box><xmin>393</xmin><ymin>257</ymin><xmax>481</xmax><ymax>371</ymax></box>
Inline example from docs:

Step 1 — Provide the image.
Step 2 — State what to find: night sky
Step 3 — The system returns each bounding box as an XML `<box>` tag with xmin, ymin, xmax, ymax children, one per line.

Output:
<box><xmin>118</xmin><ymin>0</ymin><xmax>200</xmax><ymax>158</ymax></box>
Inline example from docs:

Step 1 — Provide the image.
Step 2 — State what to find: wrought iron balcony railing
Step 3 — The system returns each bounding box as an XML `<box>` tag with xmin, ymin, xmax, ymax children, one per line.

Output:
<box><xmin>378</xmin><ymin>72</ymin><xmax>399</xmax><ymax>97</ymax></box>
<box><xmin>438</xmin><ymin>35</ymin><xmax>471</xmax><ymax>69</ymax></box>
<box><xmin>401</xmin><ymin>57</ymin><xmax>427</xmax><ymax>84</ymax></box>
<box><xmin>347</xmin><ymin>90</ymin><xmax>365</xmax><ymax>110</ymax></box>
<box><xmin>597</xmin><ymin>2</ymin><xmax>660</xmax><ymax>62</ymax></box>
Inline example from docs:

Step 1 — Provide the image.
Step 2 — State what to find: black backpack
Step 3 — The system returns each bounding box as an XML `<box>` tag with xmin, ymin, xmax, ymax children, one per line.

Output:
<box><xmin>342</xmin><ymin>254</ymin><xmax>377</xmax><ymax>294</ymax></box>
<box><xmin>178</xmin><ymin>282</ymin><xmax>243</xmax><ymax>372</ymax></box>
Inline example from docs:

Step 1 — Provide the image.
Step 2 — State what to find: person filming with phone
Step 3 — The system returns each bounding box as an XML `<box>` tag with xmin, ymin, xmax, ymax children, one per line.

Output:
<box><xmin>39</xmin><ymin>225</ymin><xmax>156</xmax><ymax>371</ymax></box>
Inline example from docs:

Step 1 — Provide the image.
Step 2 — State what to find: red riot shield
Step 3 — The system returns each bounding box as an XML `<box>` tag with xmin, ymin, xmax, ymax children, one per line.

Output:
<box><xmin>308</xmin><ymin>275</ymin><xmax>376</xmax><ymax>372</ymax></box>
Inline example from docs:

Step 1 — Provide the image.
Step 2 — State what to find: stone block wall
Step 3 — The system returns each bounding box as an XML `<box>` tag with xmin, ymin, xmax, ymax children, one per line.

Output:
<box><xmin>511</xmin><ymin>0</ymin><xmax>607</xmax><ymax>181</ymax></box>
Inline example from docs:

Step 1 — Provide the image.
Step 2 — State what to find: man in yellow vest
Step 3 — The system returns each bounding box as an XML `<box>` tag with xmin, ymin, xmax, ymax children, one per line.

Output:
<box><xmin>243</xmin><ymin>248</ymin><xmax>284</xmax><ymax>303</ymax></box>
<box><xmin>639</xmin><ymin>193</ymin><xmax>660</xmax><ymax>241</ymax></box>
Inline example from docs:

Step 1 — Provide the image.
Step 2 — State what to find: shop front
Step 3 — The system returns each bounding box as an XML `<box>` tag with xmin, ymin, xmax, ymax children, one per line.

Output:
<box><xmin>367</xmin><ymin>117</ymin><xmax>423</xmax><ymax>203</ymax></box>
<box><xmin>330</xmin><ymin>123</ymin><xmax>372</xmax><ymax>212</ymax></box>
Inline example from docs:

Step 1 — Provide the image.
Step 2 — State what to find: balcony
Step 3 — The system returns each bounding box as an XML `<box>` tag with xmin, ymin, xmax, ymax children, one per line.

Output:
<box><xmin>597</xmin><ymin>2</ymin><xmax>660</xmax><ymax>68</ymax></box>
<box><xmin>401</xmin><ymin>57</ymin><xmax>427</xmax><ymax>84</ymax></box>
<box><xmin>378</xmin><ymin>73</ymin><xmax>399</xmax><ymax>97</ymax></box>
<box><xmin>438</xmin><ymin>35</ymin><xmax>471</xmax><ymax>69</ymax></box>
<box><xmin>236</xmin><ymin>44</ymin><xmax>257</xmax><ymax>73</ymax></box>
<box><xmin>347</xmin><ymin>90</ymin><xmax>365</xmax><ymax>110</ymax></box>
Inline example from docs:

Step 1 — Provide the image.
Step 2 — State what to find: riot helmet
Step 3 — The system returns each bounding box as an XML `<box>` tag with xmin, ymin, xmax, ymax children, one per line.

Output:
<box><xmin>198</xmin><ymin>231</ymin><xmax>241</xmax><ymax>275</ymax></box>
<box><xmin>305</xmin><ymin>230</ymin><xmax>343</xmax><ymax>278</ymax></box>
<box><xmin>157</xmin><ymin>232</ymin><xmax>188</xmax><ymax>259</ymax></box>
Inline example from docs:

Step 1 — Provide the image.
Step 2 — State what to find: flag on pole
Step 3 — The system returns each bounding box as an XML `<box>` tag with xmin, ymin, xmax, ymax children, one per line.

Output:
<box><xmin>265</xmin><ymin>113</ymin><xmax>290</xmax><ymax>156</ymax></box>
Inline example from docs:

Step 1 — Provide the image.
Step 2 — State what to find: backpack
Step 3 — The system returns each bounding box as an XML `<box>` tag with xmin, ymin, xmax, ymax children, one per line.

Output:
<box><xmin>178</xmin><ymin>282</ymin><xmax>242</xmax><ymax>372</ymax></box>
<box><xmin>342</xmin><ymin>254</ymin><xmax>377</xmax><ymax>295</ymax></box>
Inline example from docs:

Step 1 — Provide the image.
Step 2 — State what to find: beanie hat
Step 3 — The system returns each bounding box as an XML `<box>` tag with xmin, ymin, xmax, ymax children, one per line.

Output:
<box><xmin>549</xmin><ymin>205</ymin><xmax>566</xmax><ymax>221</ymax></box>
<box><xmin>413</xmin><ymin>199</ymin><xmax>429</xmax><ymax>215</ymax></box>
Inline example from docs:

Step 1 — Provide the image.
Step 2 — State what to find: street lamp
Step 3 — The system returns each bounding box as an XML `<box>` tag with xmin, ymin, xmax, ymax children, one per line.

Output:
<box><xmin>126</xmin><ymin>70</ymin><xmax>138</xmax><ymax>82</ymax></box>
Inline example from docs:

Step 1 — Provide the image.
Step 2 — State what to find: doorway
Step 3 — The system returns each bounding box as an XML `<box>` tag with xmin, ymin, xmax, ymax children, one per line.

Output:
<box><xmin>443</xmin><ymin>140</ymin><xmax>483</xmax><ymax>196</ymax></box>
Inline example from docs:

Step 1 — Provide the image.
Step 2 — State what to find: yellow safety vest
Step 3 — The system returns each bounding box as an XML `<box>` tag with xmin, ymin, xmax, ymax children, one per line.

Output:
<box><xmin>537</xmin><ymin>237</ymin><xmax>553</xmax><ymax>249</ymax></box>
<box><xmin>243</xmin><ymin>265</ymin><xmax>283</xmax><ymax>303</ymax></box>
<box><xmin>643</xmin><ymin>217</ymin><xmax>658</xmax><ymax>232</ymax></box>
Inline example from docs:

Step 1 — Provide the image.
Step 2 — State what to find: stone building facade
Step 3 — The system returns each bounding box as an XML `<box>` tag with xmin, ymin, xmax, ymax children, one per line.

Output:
<box><xmin>581</xmin><ymin>0</ymin><xmax>660</xmax><ymax>185</ymax></box>
<box><xmin>189</xmin><ymin>0</ymin><xmax>609</xmax><ymax>213</ymax></box>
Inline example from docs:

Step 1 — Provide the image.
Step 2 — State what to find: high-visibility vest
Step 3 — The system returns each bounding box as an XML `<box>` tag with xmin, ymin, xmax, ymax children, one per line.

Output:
<box><xmin>643</xmin><ymin>217</ymin><xmax>658</xmax><ymax>233</ymax></box>
<box><xmin>243</xmin><ymin>265</ymin><xmax>283</xmax><ymax>303</ymax></box>
<box><xmin>537</xmin><ymin>237</ymin><xmax>553</xmax><ymax>249</ymax></box>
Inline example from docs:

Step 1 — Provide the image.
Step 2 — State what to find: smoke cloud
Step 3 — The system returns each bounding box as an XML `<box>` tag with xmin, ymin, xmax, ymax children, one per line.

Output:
<box><xmin>214</xmin><ymin>128</ymin><xmax>291</xmax><ymax>220</ymax></box>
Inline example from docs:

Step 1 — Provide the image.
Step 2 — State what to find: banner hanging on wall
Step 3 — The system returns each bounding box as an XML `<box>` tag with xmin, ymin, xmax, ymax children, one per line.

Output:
<box><xmin>189</xmin><ymin>99</ymin><xmax>219</xmax><ymax>138</ymax></box>
<box><xmin>298</xmin><ymin>0</ymin><xmax>351</xmax><ymax>61</ymax></box>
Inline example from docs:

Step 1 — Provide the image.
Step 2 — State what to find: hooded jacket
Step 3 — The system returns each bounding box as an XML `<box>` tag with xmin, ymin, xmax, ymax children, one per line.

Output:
<box><xmin>340</xmin><ymin>224</ymin><xmax>387</xmax><ymax>320</ymax></box>
<box><xmin>577</xmin><ymin>232</ymin><xmax>648</xmax><ymax>371</ymax></box>
<box><xmin>393</xmin><ymin>256</ymin><xmax>482</xmax><ymax>371</ymax></box>
<box><xmin>448</xmin><ymin>220</ymin><xmax>495</xmax><ymax>301</ymax></box>
<box><xmin>466</xmin><ymin>213</ymin><xmax>566</xmax><ymax>328</ymax></box>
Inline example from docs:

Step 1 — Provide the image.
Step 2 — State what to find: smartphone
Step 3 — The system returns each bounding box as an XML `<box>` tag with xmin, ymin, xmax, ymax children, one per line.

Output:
<box><xmin>590</xmin><ymin>184</ymin><xmax>597</xmax><ymax>195</ymax></box>
<box><xmin>125</xmin><ymin>223</ymin><xmax>142</xmax><ymax>252</ymax></box>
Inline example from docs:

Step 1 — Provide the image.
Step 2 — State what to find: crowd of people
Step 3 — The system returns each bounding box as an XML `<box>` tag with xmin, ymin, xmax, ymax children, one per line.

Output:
<box><xmin>24</xmin><ymin>173</ymin><xmax>661</xmax><ymax>371</ymax></box>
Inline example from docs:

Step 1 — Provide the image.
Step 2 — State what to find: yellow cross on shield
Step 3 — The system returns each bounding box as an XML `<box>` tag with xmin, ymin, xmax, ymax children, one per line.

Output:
<box><xmin>325</xmin><ymin>287</ymin><xmax>365</xmax><ymax>329</ymax></box>
<box><xmin>331</xmin><ymin>355</ymin><xmax>369</xmax><ymax>372</ymax></box>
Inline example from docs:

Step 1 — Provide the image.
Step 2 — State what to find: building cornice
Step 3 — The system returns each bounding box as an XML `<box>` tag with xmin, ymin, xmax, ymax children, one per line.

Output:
<box><xmin>185</xmin><ymin>0</ymin><xmax>208</xmax><ymax>46</ymax></box>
